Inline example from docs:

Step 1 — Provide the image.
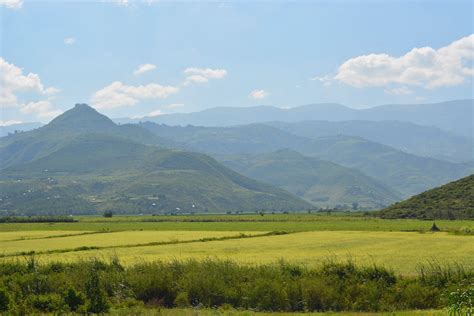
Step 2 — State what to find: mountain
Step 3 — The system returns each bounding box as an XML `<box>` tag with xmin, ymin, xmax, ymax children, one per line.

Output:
<box><xmin>141</xmin><ymin>122</ymin><xmax>473</xmax><ymax>198</ymax></box>
<box><xmin>267</xmin><ymin>120</ymin><xmax>473</xmax><ymax>163</ymax></box>
<box><xmin>379</xmin><ymin>175</ymin><xmax>474</xmax><ymax>220</ymax></box>
<box><xmin>0</xmin><ymin>104</ymin><xmax>172</xmax><ymax>169</ymax></box>
<box><xmin>124</xmin><ymin>99</ymin><xmax>473</xmax><ymax>137</ymax></box>
<box><xmin>0</xmin><ymin>105</ymin><xmax>311</xmax><ymax>215</ymax></box>
<box><xmin>220</xmin><ymin>150</ymin><xmax>401</xmax><ymax>209</ymax></box>
<box><xmin>0</xmin><ymin>122</ymin><xmax>43</xmax><ymax>137</ymax></box>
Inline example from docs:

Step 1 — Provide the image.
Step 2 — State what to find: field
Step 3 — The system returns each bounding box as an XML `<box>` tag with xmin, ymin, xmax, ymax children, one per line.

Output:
<box><xmin>1</xmin><ymin>214</ymin><xmax>473</xmax><ymax>274</ymax></box>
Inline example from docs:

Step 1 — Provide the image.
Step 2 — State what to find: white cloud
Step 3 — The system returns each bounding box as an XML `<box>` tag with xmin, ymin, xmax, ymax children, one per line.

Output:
<box><xmin>64</xmin><ymin>37</ymin><xmax>76</xmax><ymax>45</ymax></box>
<box><xmin>249</xmin><ymin>89</ymin><xmax>269</xmax><ymax>100</ymax></box>
<box><xmin>0</xmin><ymin>0</ymin><xmax>23</xmax><ymax>9</ymax></box>
<box><xmin>134</xmin><ymin>63</ymin><xmax>156</xmax><ymax>76</ymax></box>
<box><xmin>332</xmin><ymin>34</ymin><xmax>474</xmax><ymax>90</ymax></box>
<box><xmin>383</xmin><ymin>87</ymin><xmax>413</xmax><ymax>95</ymax></box>
<box><xmin>183</xmin><ymin>67</ymin><xmax>227</xmax><ymax>85</ymax></box>
<box><xmin>20</xmin><ymin>101</ymin><xmax>63</xmax><ymax>120</ymax></box>
<box><xmin>147</xmin><ymin>109</ymin><xmax>163</xmax><ymax>117</ymax></box>
<box><xmin>165</xmin><ymin>103</ymin><xmax>184</xmax><ymax>109</ymax></box>
<box><xmin>91</xmin><ymin>81</ymin><xmax>178</xmax><ymax>109</ymax></box>
<box><xmin>311</xmin><ymin>75</ymin><xmax>333</xmax><ymax>87</ymax></box>
<box><xmin>0</xmin><ymin>120</ymin><xmax>23</xmax><ymax>126</ymax></box>
<box><xmin>0</xmin><ymin>58</ymin><xmax>59</xmax><ymax>107</ymax></box>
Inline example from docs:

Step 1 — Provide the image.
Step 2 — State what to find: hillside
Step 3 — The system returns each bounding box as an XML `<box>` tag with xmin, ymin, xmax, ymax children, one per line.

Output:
<box><xmin>0</xmin><ymin>104</ymin><xmax>172</xmax><ymax>169</ymax></box>
<box><xmin>0</xmin><ymin>105</ymin><xmax>311</xmax><ymax>215</ymax></box>
<box><xmin>221</xmin><ymin>150</ymin><xmax>401</xmax><ymax>209</ymax></box>
<box><xmin>141</xmin><ymin>122</ymin><xmax>472</xmax><ymax>197</ymax></box>
<box><xmin>267</xmin><ymin>120</ymin><xmax>473</xmax><ymax>163</ymax></box>
<box><xmin>0</xmin><ymin>122</ymin><xmax>43</xmax><ymax>137</ymax></box>
<box><xmin>126</xmin><ymin>99</ymin><xmax>473</xmax><ymax>137</ymax></box>
<box><xmin>379</xmin><ymin>175</ymin><xmax>474</xmax><ymax>219</ymax></box>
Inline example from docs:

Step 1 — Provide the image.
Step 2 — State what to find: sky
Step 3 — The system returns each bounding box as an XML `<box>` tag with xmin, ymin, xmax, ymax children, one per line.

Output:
<box><xmin>0</xmin><ymin>0</ymin><xmax>473</xmax><ymax>124</ymax></box>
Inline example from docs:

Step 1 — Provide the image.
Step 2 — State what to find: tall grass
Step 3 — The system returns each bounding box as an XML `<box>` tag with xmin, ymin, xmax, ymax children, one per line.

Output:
<box><xmin>0</xmin><ymin>257</ymin><xmax>472</xmax><ymax>314</ymax></box>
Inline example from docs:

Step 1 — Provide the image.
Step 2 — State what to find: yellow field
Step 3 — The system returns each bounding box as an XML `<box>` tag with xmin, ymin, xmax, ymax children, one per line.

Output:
<box><xmin>0</xmin><ymin>230</ymin><xmax>92</xmax><ymax>242</ymax></box>
<box><xmin>4</xmin><ymin>230</ymin><xmax>472</xmax><ymax>274</ymax></box>
<box><xmin>0</xmin><ymin>230</ymin><xmax>260</xmax><ymax>256</ymax></box>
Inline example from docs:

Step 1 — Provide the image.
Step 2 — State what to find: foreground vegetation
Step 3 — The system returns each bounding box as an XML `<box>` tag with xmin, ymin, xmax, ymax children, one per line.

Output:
<box><xmin>0</xmin><ymin>258</ymin><xmax>472</xmax><ymax>314</ymax></box>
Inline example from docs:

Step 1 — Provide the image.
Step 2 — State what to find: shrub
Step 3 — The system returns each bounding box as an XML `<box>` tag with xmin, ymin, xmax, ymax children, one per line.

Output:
<box><xmin>85</xmin><ymin>268</ymin><xmax>110</xmax><ymax>313</ymax></box>
<box><xmin>174</xmin><ymin>292</ymin><xmax>190</xmax><ymax>307</ymax></box>
<box><xmin>103</xmin><ymin>211</ymin><xmax>114</xmax><ymax>218</ymax></box>
<box><xmin>29</xmin><ymin>294</ymin><xmax>66</xmax><ymax>312</ymax></box>
<box><xmin>0</xmin><ymin>288</ymin><xmax>10</xmax><ymax>312</ymax></box>
<box><xmin>63</xmin><ymin>287</ymin><xmax>85</xmax><ymax>312</ymax></box>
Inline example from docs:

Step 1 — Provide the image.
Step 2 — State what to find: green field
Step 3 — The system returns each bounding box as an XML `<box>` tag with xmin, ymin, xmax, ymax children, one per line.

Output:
<box><xmin>1</xmin><ymin>214</ymin><xmax>472</xmax><ymax>275</ymax></box>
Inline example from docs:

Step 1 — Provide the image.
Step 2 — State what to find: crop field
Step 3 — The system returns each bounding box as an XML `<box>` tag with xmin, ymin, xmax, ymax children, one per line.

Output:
<box><xmin>1</xmin><ymin>214</ymin><xmax>472</xmax><ymax>275</ymax></box>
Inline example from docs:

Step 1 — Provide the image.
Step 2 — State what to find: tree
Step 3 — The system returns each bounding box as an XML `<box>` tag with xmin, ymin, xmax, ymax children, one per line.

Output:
<box><xmin>103</xmin><ymin>211</ymin><xmax>113</xmax><ymax>218</ymax></box>
<box><xmin>352</xmin><ymin>202</ymin><xmax>359</xmax><ymax>211</ymax></box>
<box><xmin>85</xmin><ymin>268</ymin><xmax>109</xmax><ymax>314</ymax></box>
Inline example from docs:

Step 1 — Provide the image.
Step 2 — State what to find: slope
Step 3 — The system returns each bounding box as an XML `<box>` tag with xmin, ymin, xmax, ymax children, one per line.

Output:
<box><xmin>379</xmin><ymin>175</ymin><xmax>474</xmax><ymax>219</ymax></box>
<box><xmin>0</xmin><ymin>104</ymin><xmax>171</xmax><ymax>169</ymax></box>
<box><xmin>141</xmin><ymin>122</ymin><xmax>473</xmax><ymax>197</ymax></box>
<box><xmin>0</xmin><ymin>134</ymin><xmax>312</xmax><ymax>215</ymax></box>
<box><xmin>220</xmin><ymin>150</ymin><xmax>401</xmax><ymax>209</ymax></box>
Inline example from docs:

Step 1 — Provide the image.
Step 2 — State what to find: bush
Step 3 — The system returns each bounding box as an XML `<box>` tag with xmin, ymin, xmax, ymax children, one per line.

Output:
<box><xmin>174</xmin><ymin>292</ymin><xmax>190</xmax><ymax>307</ymax></box>
<box><xmin>85</xmin><ymin>268</ymin><xmax>110</xmax><ymax>313</ymax></box>
<box><xmin>29</xmin><ymin>294</ymin><xmax>66</xmax><ymax>312</ymax></box>
<box><xmin>63</xmin><ymin>287</ymin><xmax>85</xmax><ymax>312</ymax></box>
<box><xmin>0</xmin><ymin>288</ymin><xmax>10</xmax><ymax>312</ymax></box>
<box><xmin>103</xmin><ymin>211</ymin><xmax>114</xmax><ymax>218</ymax></box>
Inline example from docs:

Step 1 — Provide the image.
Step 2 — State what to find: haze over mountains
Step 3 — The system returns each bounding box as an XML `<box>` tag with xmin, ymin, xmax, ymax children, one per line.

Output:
<box><xmin>120</xmin><ymin>99</ymin><xmax>474</xmax><ymax>138</ymax></box>
<box><xmin>0</xmin><ymin>100</ymin><xmax>472</xmax><ymax>215</ymax></box>
<box><xmin>0</xmin><ymin>104</ymin><xmax>310</xmax><ymax>215</ymax></box>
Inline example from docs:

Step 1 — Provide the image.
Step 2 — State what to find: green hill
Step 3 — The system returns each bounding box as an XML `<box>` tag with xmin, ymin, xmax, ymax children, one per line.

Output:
<box><xmin>0</xmin><ymin>104</ymin><xmax>171</xmax><ymax>169</ymax></box>
<box><xmin>379</xmin><ymin>175</ymin><xmax>474</xmax><ymax>219</ymax></box>
<box><xmin>221</xmin><ymin>150</ymin><xmax>401</xmax><ymax>209</ymax></box>
<box><xmin>0</xmin><ymin>105</ymin><xmax>311</xmax><ymax>215</ymax></box>
<box><xmin>141</xmin><ymin>123</ymin><xmax>472</xmax><ymax>197</ymax></box>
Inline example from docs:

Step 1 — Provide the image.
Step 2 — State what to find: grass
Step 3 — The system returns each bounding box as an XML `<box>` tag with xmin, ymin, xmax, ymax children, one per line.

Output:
<box><xmin>108</xmin><ymin>307</ymin><xmax>447</xmax><ymax>315</ymax></box>
<box><xmin>2</xmin><ymin>231</ymin><xmax>471</xmax><ymax>275</ymax></box>
<box><xmin>1</xmin><ymin>214</ymin><xmax>473</xmax><ymax>275</ymax></box>
<box><xmin>1</xmin><ymin>214</ymin><xmax>472</xmax><ymax>232</ymax></box>
<box><xmin>0</xmin><ymin>230</ymin><xmax>262</xmax><ymax>256</ymax></box>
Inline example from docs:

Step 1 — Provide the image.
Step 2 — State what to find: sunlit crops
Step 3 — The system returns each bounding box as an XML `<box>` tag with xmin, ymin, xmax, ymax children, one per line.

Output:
<box><xmin>1</xmin><ymin>215</ymin><xmax>473</xmax><ymax>275</ymax></box>
<box><xmin>13</xmin><ymin>231</ymin><xmax>471</xmax><ymax>275</ymax></box>
<box><xmin>0</xmin><ymin>230</ymin><xmax>260</xmax><ymax>256</ymax></box>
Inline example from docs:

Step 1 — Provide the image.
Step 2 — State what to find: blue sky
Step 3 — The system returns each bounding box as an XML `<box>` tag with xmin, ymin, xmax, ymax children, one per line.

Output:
<box><xmin>0</xmin><ymin>0</ymin><xmax>473</xmax><ymax>123</ymax></box>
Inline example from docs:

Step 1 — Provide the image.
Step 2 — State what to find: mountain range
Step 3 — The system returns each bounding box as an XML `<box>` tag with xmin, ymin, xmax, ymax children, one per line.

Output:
<box><xmin>1</xmin><ymin>101</ymin><xmax>472</xmax><ymax>215</ymax></box>
<box><xmin>140</xmin><ymin>122</ymin><xmax>472</xmax><ymax>198</ymax></box>
<box><xmin>0</xmin><ymin>104</ymin><xmax>310</xmax><ymax>215</ymax></box>
<box><xmin>120</xmin><ymin>99</ymin><xmax>473</xmax><ymax>138</ymax></box>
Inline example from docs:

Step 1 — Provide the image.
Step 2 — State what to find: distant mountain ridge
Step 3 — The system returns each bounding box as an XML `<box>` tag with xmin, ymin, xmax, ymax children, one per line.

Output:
<box><xmin>120</xmin><ymin>99</ymin><xmax>473</xmax><ymax>138</ymax></box>
<box><xmin>267</xmin><ymin>120</ymin><xmax>473</xmax><ymax>163</ymax></box>
<box><xmin>141</xmin><ymin>122</ymin><xmax>473</xmax><ymax>198</ymax></box>
<box><xmin>0</xmin><ymin>104</ymin><xmax>311</xmax><ymax>215</ymax></box>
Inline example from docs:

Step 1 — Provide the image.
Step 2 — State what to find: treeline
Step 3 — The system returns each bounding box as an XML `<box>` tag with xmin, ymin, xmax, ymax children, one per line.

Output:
<box><xmin>0</xmin><ymin>258</ymin><xmax>472</xmax><ymax>314</ymax></box>
<box><xmin>0</xmin><ymin>216</ymin><xmax>77</xmax><ymax>223</ymax></box>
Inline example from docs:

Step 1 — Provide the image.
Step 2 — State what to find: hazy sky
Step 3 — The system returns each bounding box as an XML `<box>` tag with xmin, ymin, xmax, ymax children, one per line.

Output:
<box><xmin>1</xmin><ymin>0</ymin><xmax>473</xmax><ymax>123</ymax></box>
